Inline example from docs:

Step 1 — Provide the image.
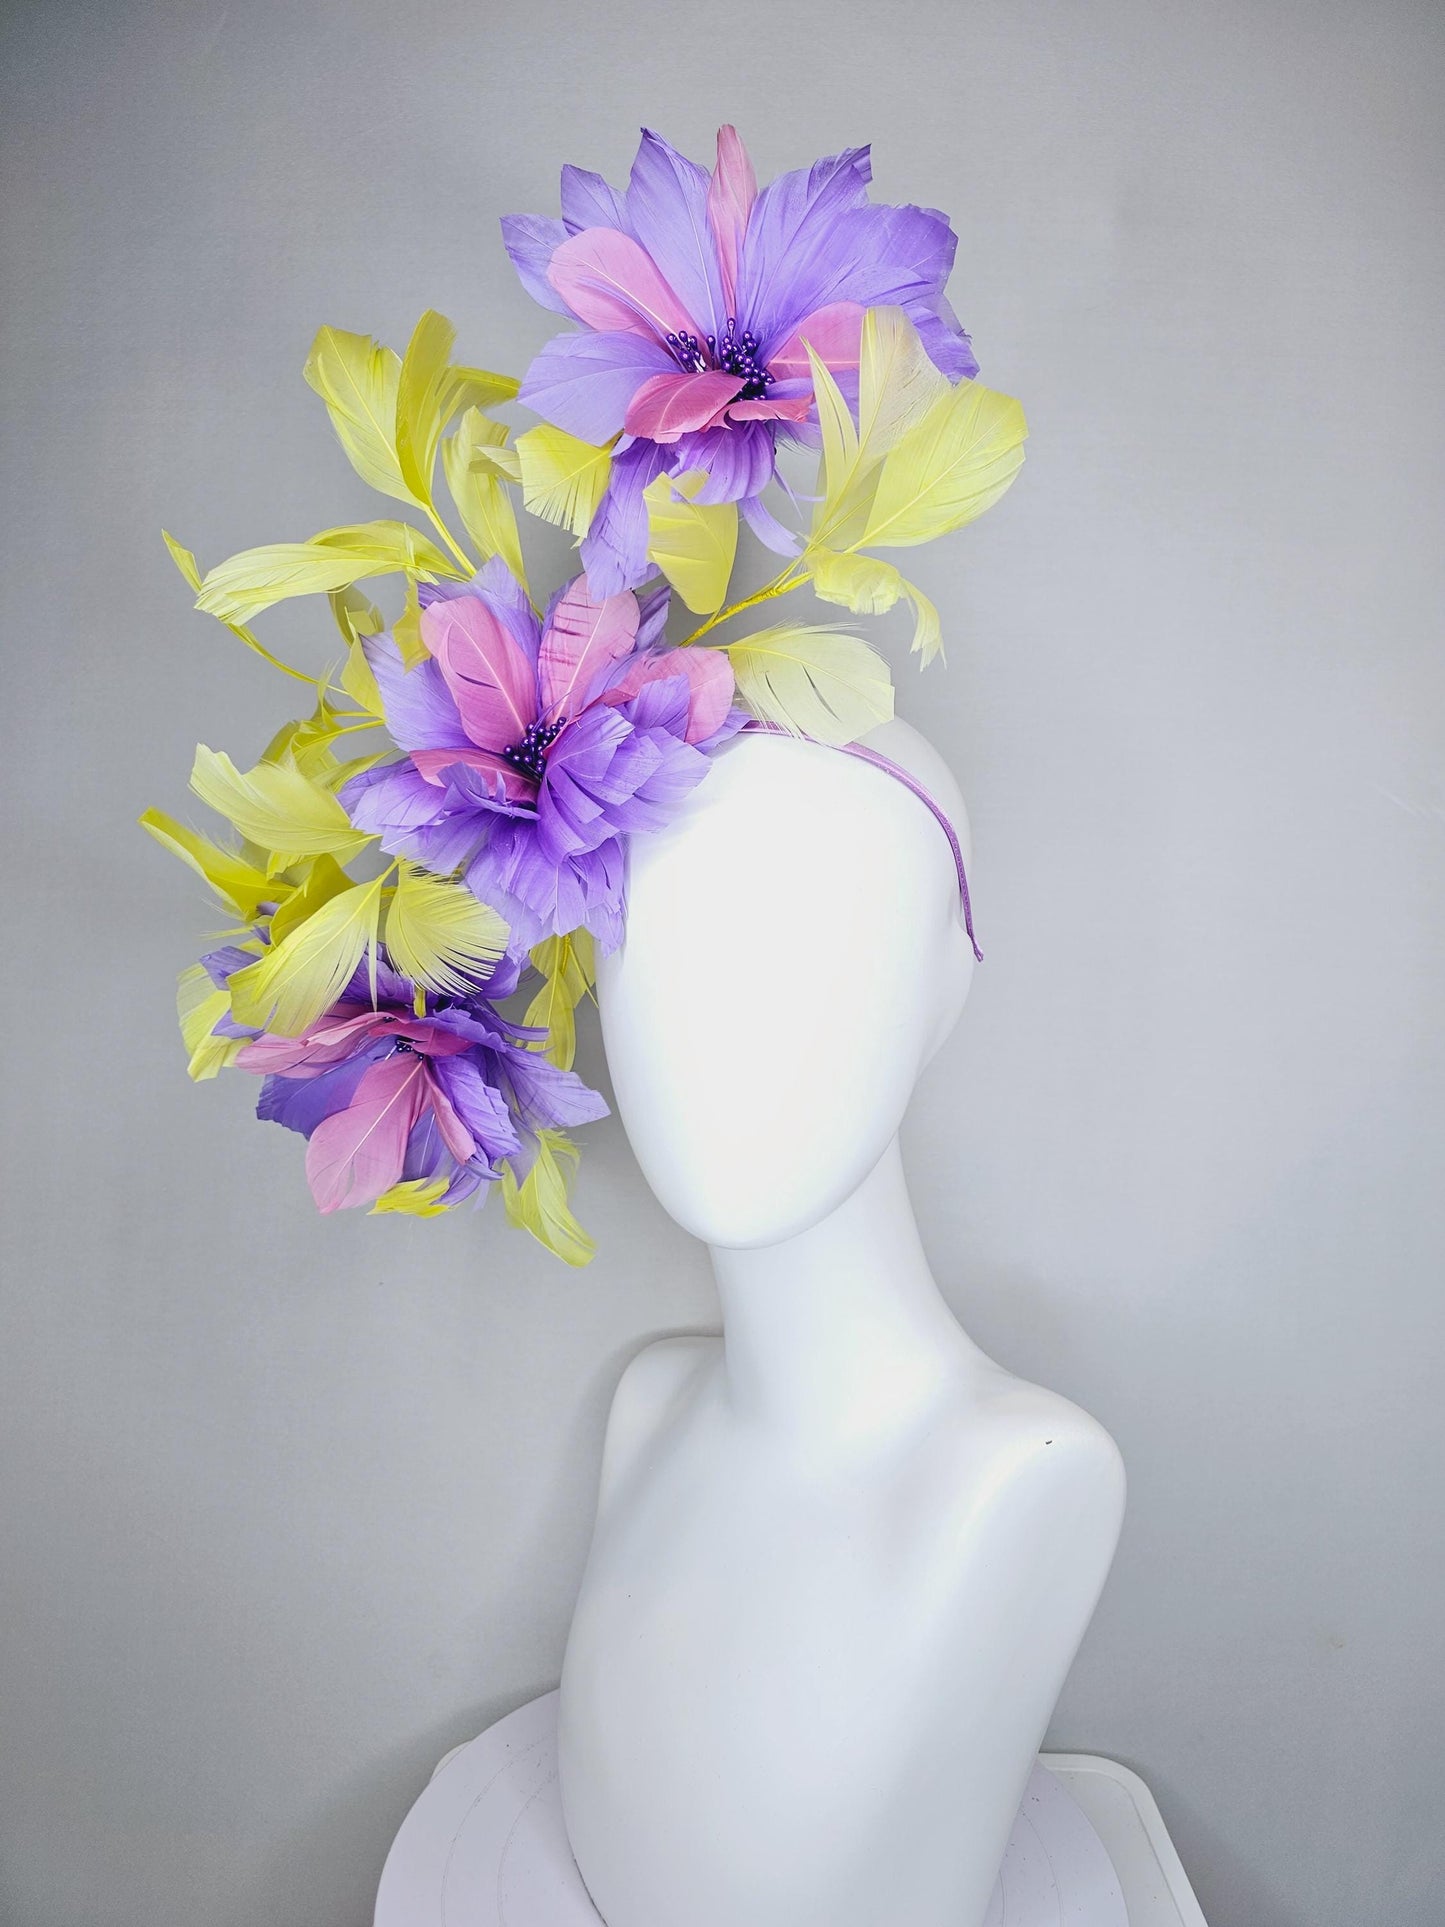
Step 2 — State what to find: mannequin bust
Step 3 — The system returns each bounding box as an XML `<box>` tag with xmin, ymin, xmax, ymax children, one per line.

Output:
<box><xmin>557</xmin><ymin>721</ymin><xmax>1126</xmax><ymax>1927</ymax></box>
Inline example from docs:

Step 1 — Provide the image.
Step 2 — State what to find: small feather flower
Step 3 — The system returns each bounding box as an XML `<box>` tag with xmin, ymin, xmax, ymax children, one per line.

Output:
<box><xmin>504</xmin><ymin>126</ymin><xmax>977</xmax><ymax>592</ymax></box>
<box><xmin>340</xmin><ymin>558</ymin><xmax>743</xmax><ymax>953</ymax></box>
<box><xmin>210</xmin><ymin>950</ymin><xmax>608</xmax><ymax>1216</ymax></box>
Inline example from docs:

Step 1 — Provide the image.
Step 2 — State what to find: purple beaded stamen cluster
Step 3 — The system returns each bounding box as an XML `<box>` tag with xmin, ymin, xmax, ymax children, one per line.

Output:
<box><xmin>663</xmin><ymin>318</ymin><xmax>775</xmax><ymax>401</ymax></box>
<box><xmin>502</xmin><ymin>717</ymin><xmax>565</xmax><ymax>783</ymax></box>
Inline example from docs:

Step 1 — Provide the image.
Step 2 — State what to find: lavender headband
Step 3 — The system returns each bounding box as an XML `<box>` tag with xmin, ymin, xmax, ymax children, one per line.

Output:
<box><xmin>740</xmin><ymin>722</ymin><xmax>981</xmax><ymax>962</ymax></box>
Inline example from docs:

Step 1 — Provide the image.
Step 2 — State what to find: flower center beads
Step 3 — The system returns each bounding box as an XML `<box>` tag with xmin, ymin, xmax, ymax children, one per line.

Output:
<box><xmin>664</xmin><ymin>318</ymin><xmax>775</xmax><ymax>401</ymax></box>
<box><xmin>502</xmin><ymin>718</ymin><xmax>564</xmax><ymax>783</ymax></box>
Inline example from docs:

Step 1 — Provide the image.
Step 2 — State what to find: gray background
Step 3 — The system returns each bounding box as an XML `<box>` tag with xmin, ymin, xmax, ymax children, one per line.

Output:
<box><xmin>2</xmin><ymin>1</ymin><xmax>1442</xmax><ymax>1923</ymax></box>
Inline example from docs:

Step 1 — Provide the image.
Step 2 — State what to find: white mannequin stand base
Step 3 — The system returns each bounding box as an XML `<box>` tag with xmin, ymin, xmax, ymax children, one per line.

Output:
<box><xmin>373</xmin><ymin>1692</ymin><xmax>1209</xmax><ymax>1927</ymax></box>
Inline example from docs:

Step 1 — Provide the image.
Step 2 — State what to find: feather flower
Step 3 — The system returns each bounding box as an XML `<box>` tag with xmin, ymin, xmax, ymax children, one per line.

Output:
<box><xmin>340</xmin><ymin>558</ymin><xmax>743</xmax><ymax>953</ymax></box>
<box><xmin>504</xmin><ymin>126</ymin><xmax>977</xmax><ymax>592</ymax></box>
<box><xmin>203</xmin><ymin>947</ymin><xmax>608</xmax><ymax>1232</ymax></box>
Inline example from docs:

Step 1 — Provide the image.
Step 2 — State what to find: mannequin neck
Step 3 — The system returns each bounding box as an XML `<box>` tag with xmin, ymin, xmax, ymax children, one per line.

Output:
<box><xmin>708</xmin><ymin>1139</ymin><xmax>985</xmax><ymax>1446</ymax></box>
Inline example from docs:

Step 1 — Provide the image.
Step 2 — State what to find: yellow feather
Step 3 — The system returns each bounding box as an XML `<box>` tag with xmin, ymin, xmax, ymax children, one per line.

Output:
<box><xmin>194</xmin><ymin>521</ymin><xmax>457</xmax><ymax>627</ymax></box>
<box><xmin>395</xmin><ymin>310</ymin><xmax>457</xmax><ymax>507</ymax></box>
<box><xmin>228</xmin><ymin>873</ymin><xmax>386</xmax><ymax>1036</ymax></box>
<box><xmin>189</xmin><ymin>747</ymin><xmax>374</xmax><ymax>867</ymax></box>
<box><xmin>140</xmin><ymin>809</ymin><xmax>274</xmax><ymax>919</ymax></box>
<box><xmin>515</xmin><ymin>423</ymin><xmax>612</xmax><ymax>538</ymax></box>
<box><xmin>643</xmin><ymin>470</ymin><xmax>737</xmax><ymax>614</ymax></box>
<box><xmin>303</xmin><ymin>327</ymin><xmax>410</xmax><ymax>502</ymax></box>
<box><xmin>449</xmin><ymin>366</ymin><xmax>522</xmax><ymax>411</ymax></box>
<box><xmin>443</xmin><ymin>408</ymin><xmax>528</xmax><ymax>587</ymax></box>
<box><xmin>369</xmin><ymin>1177</ymin><xmax>452</xmax><ymax>1217</ymax></box>
<box><xmin>523</xmin><ymin>932</ymin><xmax>596</xmax><ymax>1071</ymax></box>
<box><xmin>855</xmin><ymin>307</ymin><xmax>951</xmax><ymax>475</ymax></box>
<box><xmin>902</xmin><ymin>576</ymin><xmax>943</xmax><ymax>665</ymax></box>
<box><xmin>176</xmin><ymin>963</ymin><xmax>244</xmax><ymax>1081</ymax></box>
<box><xmin>501</xmin><ymin>1130</ymin><xmax>595</xmax><ymax>1267</ymax></box>
<box><xmin>164</xmin><ymin>531</ymin><xmax>321</xmax><ymax>688</ymax></box>
<box><xmin>725</xmin><ymin>624</ymin><xmax>895</xmax><ymax>746</ymax></box>
<box><xmin>268</xmin><ymin>853</ymin><xmax>352</xmax><ymax>948</ymax></box>
<box><xmin>809</xmin><ymin>547</ymin><xmax>904</xmax><ymax>617</ymax></box>
<box><xmin>862</xmin><ymin>380</ymin><xmax>1028</xmax><ymax>549</ymax></box>
<box><xmin>382</xmin><ymin>863</ymin><xmax>510</xmax><ymax>997</ymax></box>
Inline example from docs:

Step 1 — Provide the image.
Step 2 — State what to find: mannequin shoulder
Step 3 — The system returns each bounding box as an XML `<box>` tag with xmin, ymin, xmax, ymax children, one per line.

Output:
<box><xmin>596</xmin><ymin>1333</ymin><xmax>720</xmax><ymax>1504</ymax></box>
<box><xmin>929</xmin><ymin>1367</ymin><xmax>1126</xmax><ymax>1523</ymax></box>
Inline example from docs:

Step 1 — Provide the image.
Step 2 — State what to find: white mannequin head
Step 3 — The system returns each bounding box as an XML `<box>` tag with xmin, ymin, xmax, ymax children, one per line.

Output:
<box><xmin>598</xmin><ymin>718</ymin><xmax>976</xmax><ymax>1249</ymax></box>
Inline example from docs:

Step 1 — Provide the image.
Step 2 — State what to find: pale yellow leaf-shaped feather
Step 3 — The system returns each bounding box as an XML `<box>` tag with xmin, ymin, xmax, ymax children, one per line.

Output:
<box><xmin>228</xmin><ymin>874</ymin><xmax>385</xmax><ymax>1036</ymax></box>
<box><xmin>140</xmin><ymin>808</ymin><xmax>274</xmax><ymax>919</ymax></box>
<box><xmin>383</xmin><ymin>863</ymin><xmax>510</xmax><ymax>997</ymax></box>
<box><xmin>190</xmin><ymin>747</ymin><xmax>374</xmax><ymax>866</ymax></box>
<box><xmin>195</xmin><ymin>521</ymin><xmax>456</xmax><ymax>626</ymax></box>
<box><xmin>392</xmin><ymin>579</ymin><xmax>428</xmax><ymax>670</ymax></box>
<box><xmin>516</xmin><ymin>423</ymin><xmax>612</xmax><ymax>538</ymax></box>
<box><xmin>861</xmin><ymin>380</ymin><xmax>1027</xmax><ymax>549</ymax></box>
<box><xmin>369</xmin><ymin>1177</ymin><xmax>452</xmax><ymax>1218</ymax></box>
<box><xmin>805</xmin><ymin>343</ymin><xmax>860</xmax><ymax>533</ymax></box>
<box><xmin>450</xmin><ymin>366</ymin><xmax>522</xmax><ymax>412</ymax></box>
<box><xmin>163</xmin><ymin>529</ymin><xmax>203</xmax><ymax>592</ymax></box>
<box><xmin>901</xmin><ymin>576</ymin><xmax>943</xmax><ymax>665</ymax></box>
<box><xmin>501</xmin><ymin>1130</ymin><xmax>595</xmax><ymax>1267</ymax></box>
<box><xmin>809</xmin><ymin>547</ymin><xmax>904</xmax><ymax>617</ymax></box>
<box><xmin>395</xmin><ymin>310</ymin><xmax>457</xmax><ymax>507</ymax></box>
<box><xmin>856</xmin><ymin>307</ymin><xmax>951</xmax><ymax>475</ymax></box>
<box><xmin>303</xmin><ymin>327</ymin><xmax>410</xmax><ymax>502</ymax></box>
<box><xmin>177</xmin><ymin>963</ymin><xmax>244</xmax><ymax>1081</ymax></box>
<box><xmin>268</xmin><ymin>853</ymin><xmax>353</xmax><ymax>948</ymax></box>
<box><xmin>164</xmin><ymin>531</ymin><xmax>321</xmax><ymax>687</ymax></box>
<box><xmin>523</xmin><ymin>932</ymin><xmax>596</xmax><ymax>1071</ymax></box>
<box><xmin>644</xmin><ymin>470</ymin><xmax>738</xmax><ymax>614</ymax></box>
<box><xmin>444</xmin><ymin>409</ymin><xmax>528</xmax><ymax>586</ymax></box>
<box><xmin>329</xmin><ymin>584</ymin><xmax>384</xmax><ymax>646</ymax></box>
<box><xmin>339</xmin><ymin>632</ymin><xmax>386</xmax><ymax>718</ymax></box>
<box><xmin>726</xmin><ymin>624</ymin><xmax>895</xmax><ymax>746</ymax></box>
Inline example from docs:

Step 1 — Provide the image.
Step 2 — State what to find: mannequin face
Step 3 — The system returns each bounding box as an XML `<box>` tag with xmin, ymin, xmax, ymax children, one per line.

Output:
<box><xmin>598</xmin><ymin>725</ymin><xmax>974</xmax><ymax>1249</ymax></box>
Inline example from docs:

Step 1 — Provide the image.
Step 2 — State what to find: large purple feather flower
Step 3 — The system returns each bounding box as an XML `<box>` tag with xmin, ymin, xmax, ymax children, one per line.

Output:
<box><xmin>504</xmin><ymin>126</ymin><xmax>977</xmax><ymax>591</ymax></box>
<box><xmin>340</xmin><ymin>558</ymin><xmax>742</xmax><ymax>953</ymax></box>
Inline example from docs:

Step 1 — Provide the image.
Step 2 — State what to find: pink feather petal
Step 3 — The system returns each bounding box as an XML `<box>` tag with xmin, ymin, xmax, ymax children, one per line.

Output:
<box><xmin>706</xmin><ymin>124</ymin><xmax>757</xmax><ymax>313</ymax></box>
<box><xmin>304</xmin><ymin>1053</ymin><xmax>429</xmax><ymax>1213</ymax></box>
<box><xmin>236</xmin><ymin>1009</ymin><xmax>383</xmax><ymax>1076</ymax></box>
<box><xmin>766</xmin><ymin>301</ymin><xmax>866</xmax><ymax>380</ymax></box>
<box><xmin>423</xmin><ymin>1066</ymin><xmax>477</xmax><ymax>1164</ymax></box>
<box><xmin>624</xmin><ymin>370</ymin><xmax>746</xmax><ymax>443</ymax></box>
<box><xmin>605</xmin><ymin>644</ymin><xmax>735</xmax><ymax>744</ymax></box>
<box><xmin>421</xmin><ymin>596</ymin><xmax>538</xmax><ymax>755</ymax></box>
<box><xmin>538</xmin><ymin>578</ymin><xmax>641</xmax><ymax>718</ymax></box>
<box><xmin>409</xmin><ymin>743</ymin><xmax>535</xmax><ymax>803</ymax></box>
<box><xmin>547</xmin><ymin>228</ymin><xmax>701</xmax><ymax>342</ymax></box>
<box><xmin>724</xmin><ymin>393</ymin><xmax>814</xmax><ymax>423</ymax></box>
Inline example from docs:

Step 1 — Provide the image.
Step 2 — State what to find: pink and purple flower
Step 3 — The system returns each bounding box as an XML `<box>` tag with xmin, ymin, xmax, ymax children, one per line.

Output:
<box><xmin>209</xmin><ymin>949</ymin><xmax>608</xmax><ymax>1214</ymax></box>
<box><xmin>340</xmin><ymin>559</ymin><xmax>742</xmax><ymax>953</ymax></box>
<box><xmin>504</xmin><ymin>126</ymin><xmax>977</xmax><ymax>592</ymax></box>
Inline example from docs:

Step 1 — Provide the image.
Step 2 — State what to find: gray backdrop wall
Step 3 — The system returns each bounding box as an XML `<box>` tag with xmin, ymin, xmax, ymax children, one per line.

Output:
<box><xmin>2</xmin><ymin>2</ymin><xmax>1441</xmax><ymax>1923</ymax></box>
